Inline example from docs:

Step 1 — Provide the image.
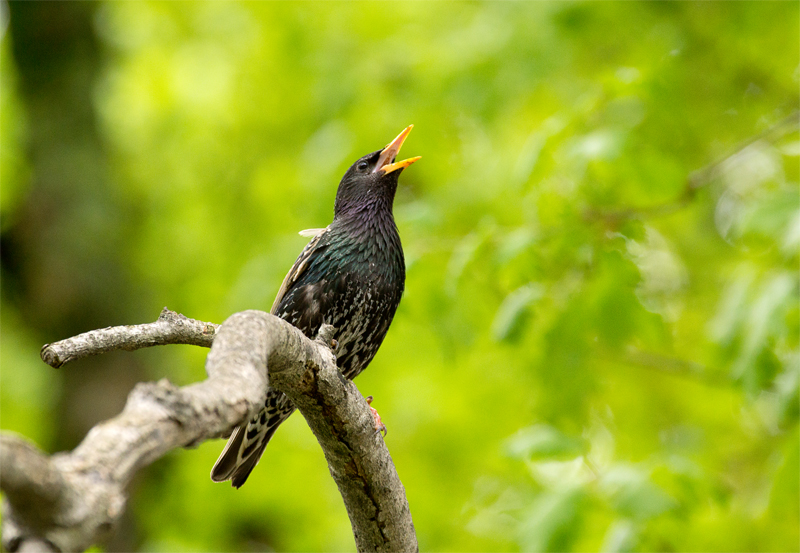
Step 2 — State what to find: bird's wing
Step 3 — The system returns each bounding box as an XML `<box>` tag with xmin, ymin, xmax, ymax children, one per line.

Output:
<box><xmin>270</xmin><ymin>226</ymin><xmax>330</xmax><ymax>314</ymax></box>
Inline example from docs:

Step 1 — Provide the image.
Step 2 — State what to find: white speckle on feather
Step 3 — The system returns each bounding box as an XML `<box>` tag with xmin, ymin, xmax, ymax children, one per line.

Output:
<box><xmin>299</xmin><ymin>228</ymin><xmax>326</xmax><ymax>238</ymax></box>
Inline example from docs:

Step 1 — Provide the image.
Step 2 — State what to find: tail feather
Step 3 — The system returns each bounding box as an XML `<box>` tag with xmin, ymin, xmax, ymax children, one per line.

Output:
<box><xmin>211</xmin><ymin>391</ymin><xmax>295</xmax><ymax>487</ymax></box>
<box><xmin>229</xmin><ymin>428</ymin><xmax>274</xmax><ymax>488</ymax></box>
<box><xmin>210</xmin><ymin>425</ymin><xmax>246</xmax><ymax>482</ymax></box>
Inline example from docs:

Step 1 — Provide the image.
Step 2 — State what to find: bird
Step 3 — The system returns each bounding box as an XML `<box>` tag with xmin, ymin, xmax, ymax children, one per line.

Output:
<box><xmin>211</xmin><ymin>125</ymin><xmax>420</xmax><ymax>488</ymax></box>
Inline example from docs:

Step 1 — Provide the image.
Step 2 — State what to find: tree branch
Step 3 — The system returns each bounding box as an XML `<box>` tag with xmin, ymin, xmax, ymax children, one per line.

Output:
<box><xmin>1</xmin><ymin>309</ymin><xmax>417</xmax><ymax>552</ymax></box>
<box><xmin>40</xmin><ymin>307</ymin><xmax>219</xmax><ymax>368</ymax></box>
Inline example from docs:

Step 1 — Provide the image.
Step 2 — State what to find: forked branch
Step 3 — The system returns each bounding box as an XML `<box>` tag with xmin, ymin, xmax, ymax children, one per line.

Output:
<box><xmin>1</xmin><ymin>309</ymin><xmax>417</xmax><ymax>553</ymax></box>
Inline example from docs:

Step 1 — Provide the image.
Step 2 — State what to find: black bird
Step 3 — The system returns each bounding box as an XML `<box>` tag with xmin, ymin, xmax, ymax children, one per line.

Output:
<box><xmin>211</xmin><ymin>126</ymin><xmax>419</xmax><ymax>488</ymax></box>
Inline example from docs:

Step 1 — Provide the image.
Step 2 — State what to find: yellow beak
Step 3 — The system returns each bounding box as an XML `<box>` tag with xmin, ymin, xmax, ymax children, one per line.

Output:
<box><xmin>375</xmin><ymin>125</ymin><xmax>421</xmax><ymax>174</ymax></box>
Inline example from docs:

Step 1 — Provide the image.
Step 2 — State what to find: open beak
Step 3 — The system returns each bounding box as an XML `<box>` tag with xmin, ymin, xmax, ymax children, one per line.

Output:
<box><xmin>375</xmin><ymin>125</ymin><xmax>421</xmax><ymax>175</ymax></box>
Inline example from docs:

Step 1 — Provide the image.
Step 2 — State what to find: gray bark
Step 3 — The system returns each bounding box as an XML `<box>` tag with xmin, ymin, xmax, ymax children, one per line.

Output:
<box><xmin>1</xmin><ymin>309</ymin><xmax>417</xmax><ymax>553</ymax></box>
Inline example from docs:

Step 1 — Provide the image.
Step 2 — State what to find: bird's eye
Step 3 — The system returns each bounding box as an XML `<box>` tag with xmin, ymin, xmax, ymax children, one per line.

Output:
<box><xmin>357</xmin><ymin>161</ymin><xmax>369</xmax><ymax>172</ymax></box>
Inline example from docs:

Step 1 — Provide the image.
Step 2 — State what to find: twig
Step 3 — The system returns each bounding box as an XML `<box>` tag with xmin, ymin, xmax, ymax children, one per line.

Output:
<box><xmin>40</xmin><ymin>308</ymin><xmax>219</xmax><ymax>368</ymax></box>
<box><xmin>687</xmin><ymin>111</ymin><xmax>799</xmax><ymax>191</ymax></box>
<box><xmin>584</xmin><ymin>111</ymin><xmax>799</xmax><ymax>224</ymax></box>
<box><xmin>594</xmin><ymin>347</ymin><xmax>729</xmax><ymax>389</ymax></box>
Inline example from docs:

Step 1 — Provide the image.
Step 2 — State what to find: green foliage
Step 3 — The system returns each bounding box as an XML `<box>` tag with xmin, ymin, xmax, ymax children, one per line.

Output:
<box><xmin>1</xmin><ymin>1</ymin><xmax>798</xmax><ymax>551</ymax></box>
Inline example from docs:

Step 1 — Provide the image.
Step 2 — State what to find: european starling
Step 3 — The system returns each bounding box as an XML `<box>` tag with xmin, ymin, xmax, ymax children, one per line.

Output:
<box><xmin>211</xmin><ymin>126</ymin><xmax>419</xmax><ymax>488</ymax></box>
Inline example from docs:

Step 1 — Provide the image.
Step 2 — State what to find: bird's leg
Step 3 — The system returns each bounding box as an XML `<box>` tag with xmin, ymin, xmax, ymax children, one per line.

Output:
<box><xmin>365</xmin><ymin>396</ymin><xmax>387</xmax><ymax>437</ymax></box>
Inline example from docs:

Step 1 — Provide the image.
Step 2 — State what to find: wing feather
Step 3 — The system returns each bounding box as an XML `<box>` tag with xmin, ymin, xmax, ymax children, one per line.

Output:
<box><xmin>271</xmin><ymin>227</ymin><xmax>330</xmax><ymax>314</ymax></box>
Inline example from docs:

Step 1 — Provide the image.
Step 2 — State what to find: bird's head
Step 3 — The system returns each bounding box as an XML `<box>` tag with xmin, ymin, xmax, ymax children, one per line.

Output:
<box><xmin>334</xmin><ymin>125</ymin><xmax>420</xmax><ymax>218</ymax></box>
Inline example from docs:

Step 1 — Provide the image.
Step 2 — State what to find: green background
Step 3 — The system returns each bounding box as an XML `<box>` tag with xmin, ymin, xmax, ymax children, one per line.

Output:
<box><xmin>1</xmin><ymin>2</ymin><xmax>798</xmax><ymax>551</ymax></box>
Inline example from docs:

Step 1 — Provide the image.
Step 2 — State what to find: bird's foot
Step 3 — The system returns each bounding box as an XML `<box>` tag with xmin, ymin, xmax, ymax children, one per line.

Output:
<box><xmin>314</xmin><ymin>324</ymin><xmax>338</xmax><ymax>353</ymax></box>
<box><xmin>365</xmin><ymin>396</ymin><xmax>387</xmax><ymax>437</ymax></box>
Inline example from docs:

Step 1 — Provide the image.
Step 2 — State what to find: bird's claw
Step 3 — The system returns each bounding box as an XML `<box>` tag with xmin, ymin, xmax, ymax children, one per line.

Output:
<box><xmin>366</xmin><ymin>395</ymin><xmax>387</xmax><ymax>437</ymax></box>
<box><xmin>314</xmin><ymin>324</ymin><xmax>337</xmax><ymax>350</ymax></box>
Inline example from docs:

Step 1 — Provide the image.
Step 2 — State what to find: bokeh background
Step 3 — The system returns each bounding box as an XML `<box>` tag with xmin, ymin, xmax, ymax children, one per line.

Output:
<box><xmin>1</xmin><ymin>2</ymin><xmax>798</xmax><ymax>551</ymax></box>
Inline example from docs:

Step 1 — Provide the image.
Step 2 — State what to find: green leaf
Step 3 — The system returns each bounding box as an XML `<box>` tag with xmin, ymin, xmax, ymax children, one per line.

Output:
<box><xmin>491</xmin><ymin>284</ymin><xmax>544</xmax><ymax>341</ymax></box>
<box><xmin>598</xmin><ymin>464</ymin><xmax>677</xmax><ymax>520</ymax></box>
<box><xmin>505</xmin><ymin>425</ymin><xmax>585</xmax><ymax>460</ymax></box>
<box><xmin>517</xmin><ymin>488</ymin><xmax>585</xmax><ymax>552</ymax></box>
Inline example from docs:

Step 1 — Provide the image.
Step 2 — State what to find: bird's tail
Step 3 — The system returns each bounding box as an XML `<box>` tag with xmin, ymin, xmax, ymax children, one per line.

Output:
<box><xmin>211</xmin><ymin>391</ymin><xmax>295</xmax><ymax>488</ymax></box>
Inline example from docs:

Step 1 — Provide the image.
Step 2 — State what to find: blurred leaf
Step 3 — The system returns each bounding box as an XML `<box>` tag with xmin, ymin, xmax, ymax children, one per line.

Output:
<box><xmin>732</xmin><ymin>271</ymin><xmax>796</xmax><ymax>392</ymax></box>
<box><xmin>781</xmin><ymin>210</ymin><xmax>800</xmax><ymax>257</ymax></box>
<box><xmin>529</xmin><ymin>457</ymin><xmax>595</xmax><ymax>490</ymax></box>
<box><xmin>518</xmin><ymin>487</ymin><xmax>585</xmax><ymax>552</ymax></box>
<box><xmin>598</xmin><ymin>464</ymin><xmax>677</xmax><ymax>520</ymax></box>
<box><xmin>445</xmin><ymin>218</ymin><xmax>495</xmax><ymax>296</ymax></box>
<box><xmin>600</xmin><ymin>519</ymin><xmax>637</xmax><ymax>553</ymax></box>
<box><xmin>709</xmin><ymin>266</ymin><xmax>757</xmax><ymax>346</ymax></box>
<box><xmin>505</xmin><ymin>424</ymin><xmax>585</xmax><ymax>461</ymax></box>
<box><xmin>492</xmin><ymin>283</ymin><xmax>544</xmax><ymax>342</ymax></box>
